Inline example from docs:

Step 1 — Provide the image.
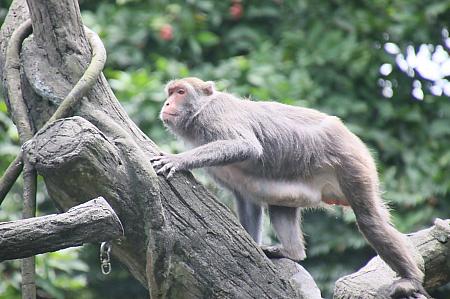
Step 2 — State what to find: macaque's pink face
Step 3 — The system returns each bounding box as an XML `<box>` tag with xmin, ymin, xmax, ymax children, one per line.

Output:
<box><xmin>161</xmin><ymin>83</ymin><xmax>187</xmax><ymax>123</ymax></box>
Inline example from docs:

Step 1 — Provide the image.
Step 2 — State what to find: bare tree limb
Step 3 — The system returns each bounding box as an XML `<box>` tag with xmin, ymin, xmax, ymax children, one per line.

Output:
<box><xmin>20</xmin><ymin>160</ymin><xmax>37</xmax><ymax>299</ymax></box>
<box><xmin>3</xmin><ymin>17</ymin><xmax>37</xmax><ymax>299</ymax></box>
<box><xmin>0</xmin><ymin>197</ymin><xmax>124</xmax><ymax>261</ymax></box>
<box><xmin>0</xmin><ymin>0</ymin><xmax>29</xmax><ymax>205</ymax></box>
<box><xmin>0</xmin><ymin>153</ymin><xmax>23</xmax><ymax>205</ymax></box>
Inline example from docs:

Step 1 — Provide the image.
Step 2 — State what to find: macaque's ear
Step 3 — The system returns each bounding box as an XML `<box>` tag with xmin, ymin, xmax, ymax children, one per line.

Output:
<box><xmin>203</xmin><ymin>81</ymin><xmax>215</xmax><ymax>96</ymax></box>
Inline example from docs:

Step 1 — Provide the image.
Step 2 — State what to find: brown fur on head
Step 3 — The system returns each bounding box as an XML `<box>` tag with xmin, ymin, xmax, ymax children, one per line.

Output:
<box><xmin>164</xmin><ymin>77</ymin><xmax>215</xmax><ymax>98</ymax></box>
<box><xmin>160</xmin><ymin>77</ymin><xmax>216</xmax><ymax>127</ymax></box>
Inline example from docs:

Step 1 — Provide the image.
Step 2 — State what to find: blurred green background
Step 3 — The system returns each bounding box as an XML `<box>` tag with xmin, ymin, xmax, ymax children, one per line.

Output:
<box><xmin>1</xmin><ymin>0</ymin><xmax>450</xmax><ymax>298</ymax></box>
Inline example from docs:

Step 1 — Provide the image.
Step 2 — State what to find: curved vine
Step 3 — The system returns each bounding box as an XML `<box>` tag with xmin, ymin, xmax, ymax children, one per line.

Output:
<box><xmin>0</xmin><ymin>20</ymin><xmax>107</xmax><ymax>204</ymax></box>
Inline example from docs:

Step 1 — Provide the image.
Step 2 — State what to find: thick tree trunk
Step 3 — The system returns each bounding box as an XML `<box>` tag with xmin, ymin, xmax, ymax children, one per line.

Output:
<box><xmin>0</xmin><ymin>197</ymin><xmax>123</xmax><ymax>261</ymax></box>
<box><xmin>0</xmin><ymin>1</ymin><xmax>311</xmax><ymax>298</ymax></box>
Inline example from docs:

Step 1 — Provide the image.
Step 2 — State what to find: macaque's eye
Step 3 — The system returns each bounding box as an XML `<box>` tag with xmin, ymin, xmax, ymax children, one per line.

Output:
<box><xmin>177</xmin><ymin>89</ymin><xmax>185</xmax><ymax>95</ymax></box>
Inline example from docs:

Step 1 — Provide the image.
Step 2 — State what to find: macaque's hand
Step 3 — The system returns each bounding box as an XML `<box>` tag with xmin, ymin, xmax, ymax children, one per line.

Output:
<box><xmin>150</xmin><ymin>152</ymin><xmax>186</xmax><ymax>179</ymax></box>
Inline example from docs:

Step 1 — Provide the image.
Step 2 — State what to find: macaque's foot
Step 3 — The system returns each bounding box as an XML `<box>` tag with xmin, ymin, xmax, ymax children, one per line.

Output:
<box><xmin>150</xmin><ymin>152</ymin><xmax>186</xmax><ymax>178</ymax></box>
<box><xmin>389</xmin><ymin>278</ymin><xmax>432</xmax><ymax>299</ymax></box>
<box><xmin>260</xmin><ymin>245</ymin><xmax>306</xmax><ymax>262</ymax></box>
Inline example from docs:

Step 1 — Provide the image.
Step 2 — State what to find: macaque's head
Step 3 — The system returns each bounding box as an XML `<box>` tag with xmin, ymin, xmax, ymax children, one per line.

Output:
<box><xmin>161</xmin><ymin>77</ymin><xmax>215</xmax><ymax>127</ymax></box>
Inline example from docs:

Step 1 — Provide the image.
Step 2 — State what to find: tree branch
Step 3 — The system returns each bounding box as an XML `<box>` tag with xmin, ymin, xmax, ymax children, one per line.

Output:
<box><xmin>0</xmin><ymin>197</ymin><xmax>123</xmax><ymax>261</ymax></box>
<box><xmin>2</xmin><ymin>17</ymin><xmax>37</xmax><ymax>299</ymax></box>
<box><xmin>0</xmin><ymin>153</ymin><xmax>23</xmax><ymax>205</ymax></box>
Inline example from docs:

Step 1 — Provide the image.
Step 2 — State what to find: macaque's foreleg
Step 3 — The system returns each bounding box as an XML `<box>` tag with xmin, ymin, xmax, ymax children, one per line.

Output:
<box><xmin>234</xmin><ymin>192</ymin><xmax>263</xmax><ymax>244</ymax></box>
<box><xmin>151</xmin><ymin>139</ymin><xmax>261</xmax><ymax>178</ymax></box>
<box><xmin>263</xmin><ymin>205</ymin><xmax>306</xmax><ymax>261</ymax></box>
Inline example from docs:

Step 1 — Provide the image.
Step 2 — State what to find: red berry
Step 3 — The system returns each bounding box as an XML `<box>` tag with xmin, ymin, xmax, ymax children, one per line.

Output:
<box><xmin>159</xmin><ymin>24</ymin><xmax>173</xmax><ymax>41</ymax></box>
<box><xmin>230</xmin><ymin>3</ymin><xmax>243</xmax><ymax>20</ymax></box>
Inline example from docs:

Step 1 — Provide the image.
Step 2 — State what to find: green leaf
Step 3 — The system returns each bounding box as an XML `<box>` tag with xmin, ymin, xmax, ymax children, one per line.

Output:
<box><xmin>196</xmin><ymin>31</ymin><xmax>219</xmax><ymax>46</ymax></box>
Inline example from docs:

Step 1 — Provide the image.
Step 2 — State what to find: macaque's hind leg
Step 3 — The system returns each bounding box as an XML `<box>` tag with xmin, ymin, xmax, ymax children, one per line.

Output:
<box><xmin>234</xmin><ymin>192</ymin><xmax>263</xmax><ymax>244</ymax></box>
<box><xmin>263</xmin><ymin>206</ymin><xmax>306</xmax><ymax>261</ymax></box>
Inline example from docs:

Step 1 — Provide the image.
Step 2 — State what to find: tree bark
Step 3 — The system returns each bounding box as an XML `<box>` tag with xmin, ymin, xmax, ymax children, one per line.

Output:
<box><xmin>0</xmin><ymin>197</ymin><xmax>123</xmax><ymax>261</ymax></box>
<box><xmin>0</xmin><ymin>1</ymin><xmax>310</xmax><ymax>298</ymax></box>
<box><xmin>334</xmin><ymin>218</ymin><xmax>450</xmax><ymax>299</ymax></box>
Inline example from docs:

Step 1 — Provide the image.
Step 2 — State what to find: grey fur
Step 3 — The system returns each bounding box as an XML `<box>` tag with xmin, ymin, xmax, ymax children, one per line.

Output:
<box><xmin>267</xmin><ymin>206</ymin><xmax>305</xmax><ymax>261</ymax></box>
<box><xmin>234</xmin><ymin>191</ymin><xmax>263</xmax><ymax>244</ymax></box>
<box><xmin>151</xmin><ymin>78</ymin><xmax>429</xmax><ymax>299</ymax></box>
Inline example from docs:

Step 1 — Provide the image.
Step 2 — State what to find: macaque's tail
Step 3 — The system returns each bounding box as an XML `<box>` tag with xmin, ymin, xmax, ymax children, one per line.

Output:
<box><xmin>336</xmin><ymin>162</ymin><xmax>424</xmax><ymax>283</ymax></box>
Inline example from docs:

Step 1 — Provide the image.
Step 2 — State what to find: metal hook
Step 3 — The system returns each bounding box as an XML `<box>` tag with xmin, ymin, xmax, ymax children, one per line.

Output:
<box><xmin>99</xmin><ymin>241</ymin><xmax>112</xmax><ymax>275</ymax></box>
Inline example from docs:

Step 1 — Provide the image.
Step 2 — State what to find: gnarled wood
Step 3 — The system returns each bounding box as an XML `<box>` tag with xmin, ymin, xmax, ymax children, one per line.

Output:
<box><xmin>0</xmin><ymin>197</ymin><xmax>123</xmax><ymax>261</ymax></box>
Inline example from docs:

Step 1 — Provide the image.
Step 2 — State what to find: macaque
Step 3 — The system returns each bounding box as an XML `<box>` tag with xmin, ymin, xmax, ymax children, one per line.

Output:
<box><xmin>151</xmin><ymin>77</ymin><xmax>429</xmax><ymax>299</ymax></box>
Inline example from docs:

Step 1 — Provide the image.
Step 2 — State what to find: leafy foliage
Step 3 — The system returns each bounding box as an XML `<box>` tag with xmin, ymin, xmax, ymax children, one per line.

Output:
<box><xmin>1</xmin><ymin>0</ymin><xmax>449</xmax><ymax>297</ymax></box>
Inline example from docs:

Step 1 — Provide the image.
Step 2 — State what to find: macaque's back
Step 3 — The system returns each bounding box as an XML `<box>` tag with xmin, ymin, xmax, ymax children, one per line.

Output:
<box><xmin>230</xmin><ymin>100</ymin><xmax>345</xmax><ymax>177</ymax></box>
